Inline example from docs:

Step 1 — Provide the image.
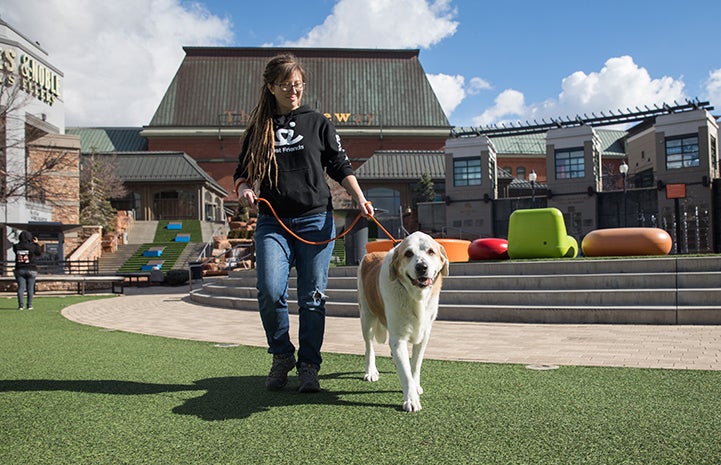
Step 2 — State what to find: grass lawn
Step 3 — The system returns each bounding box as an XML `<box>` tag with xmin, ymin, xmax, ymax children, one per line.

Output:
<box><xmin>2</xmin><ymin>296</ymin><xmax>721</xmax><ymax>464</ymax></box>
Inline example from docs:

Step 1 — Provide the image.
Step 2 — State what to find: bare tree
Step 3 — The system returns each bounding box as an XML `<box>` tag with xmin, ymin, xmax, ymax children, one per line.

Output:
<box><xmin>1</xmin><ymin>70</ymin><xmax>78</xmax><ymax>207</ymax></box>
<box><xmin>79</xmin><ymin>151</ymin><xmax>128</xmax><ymax>231</ymax></box>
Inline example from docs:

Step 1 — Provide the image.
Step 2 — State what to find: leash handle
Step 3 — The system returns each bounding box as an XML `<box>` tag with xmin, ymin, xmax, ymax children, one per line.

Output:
<box><xmin>255</xmin><ymin>197</ymin><xmax>398</xmax><ymax>245</ymax></box>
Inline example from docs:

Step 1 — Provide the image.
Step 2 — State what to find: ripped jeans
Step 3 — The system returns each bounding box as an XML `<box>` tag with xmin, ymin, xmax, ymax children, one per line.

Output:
<box><xmin>254</xmin><ymin>211</ymin><xmax>335</xmax><ymax>369</ymax></box>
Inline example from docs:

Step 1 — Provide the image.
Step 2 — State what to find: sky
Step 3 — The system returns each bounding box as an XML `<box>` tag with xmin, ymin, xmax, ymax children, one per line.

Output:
<box><xmin>2</xmin><ymin>0</ymin><xmax>720</xmax><ymax>129</ymax></box>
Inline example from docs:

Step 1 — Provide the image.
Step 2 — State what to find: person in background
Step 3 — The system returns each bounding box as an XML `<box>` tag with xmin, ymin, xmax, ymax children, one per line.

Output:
<box><xmin>233</xmin><ymin>54</ymin><xmax>373</xmax><ymax>393</ymax></box>
<box><xmin>13</xmin><ymin>231</ymin><xmax>42</xmax><ymax>310</ymax></box>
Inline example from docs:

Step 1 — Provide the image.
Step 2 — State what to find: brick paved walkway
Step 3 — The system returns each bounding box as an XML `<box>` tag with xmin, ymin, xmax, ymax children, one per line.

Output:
<box><xmin>61</xmin><ymin>287</ymin><xmax>721</xmax><ymax>370</ymax></box>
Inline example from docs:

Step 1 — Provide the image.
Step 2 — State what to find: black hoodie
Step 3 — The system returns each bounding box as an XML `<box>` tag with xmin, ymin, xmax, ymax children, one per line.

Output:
<box><xmin>234</xmin><ymin>105</ymin><xmax>355</xmax><ymax>218</ymax></box>
<box><xmin>13</xmin><ymin>231</ymin><xmax>42</xmax><ymax>271</ymax></box>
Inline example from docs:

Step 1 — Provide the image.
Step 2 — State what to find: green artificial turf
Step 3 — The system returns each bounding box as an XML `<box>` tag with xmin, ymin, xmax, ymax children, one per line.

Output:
<box><xmin>153</xmin><ymin>220</ymin><xmax>203</xmax><ymax>243</ymax></box>
<box><xmin>2</xmin><ymin>296</ymin><xmax>721</xmax><ymax>464</ymax></box>
<box><xmin>117</xmin><ymin>242</ymin><xmax>189</xmax><ymax>273</ymax></box>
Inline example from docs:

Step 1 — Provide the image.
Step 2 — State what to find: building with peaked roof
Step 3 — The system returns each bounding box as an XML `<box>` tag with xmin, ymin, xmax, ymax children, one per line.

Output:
<box><xmin>79</xmin><ymin>151</ymin><xmax>227</xmax><ymax>222</ymax></box>
<box><xmin>67</xmin><ymin>127</ymin><xmax>227</xmax><ymax>222</ymax></box>
<box><xmin>140</xmin><ymin>47</ymin><xmax>452</xmax><ymax>207</ymax></box>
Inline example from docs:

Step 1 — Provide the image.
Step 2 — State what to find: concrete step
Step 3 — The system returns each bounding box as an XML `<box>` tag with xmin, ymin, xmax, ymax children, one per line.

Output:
<box><xmin>190</xmin><ymin>255</ymin><xmax>721</xmax><ymax>324</ymax></box>
<box><xmin>97</xmin><ymin>244</ymin><xmax>141</xmax><ymax>275</ymax></box>
<box><xmin>195</xmin><ymin>281</ymin><xmax>721</xmax><ymax>307</ymax></box>
<box><xmin>187</xmin><ymin>291</ymin><xmax>718</xmax><ymax>324</ymax></box>
<box><xmin>217</xmin><ymin>270</ymin><xmax>721</xmax><ymax>292</ymax></box>
<box><xmin>126</xmin><ymin>221</ymin><xmax>158</xmax><ymax>244</ymax></box>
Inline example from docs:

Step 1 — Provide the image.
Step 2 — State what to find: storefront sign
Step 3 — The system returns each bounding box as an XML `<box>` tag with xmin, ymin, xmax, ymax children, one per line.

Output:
<box><xmin>1</xmin><ymin>47</ymin><xmax>61</xmax><ymax>105</ymax></box>
<box><xmin>221</xmin><ymin>110</ymin><xmax>376</xmax><ymax>126</ymax></box>
<box><xmin>666</xmin><ymin>183</ymin><xmax>686</xmax><ymax>199</ymax></box>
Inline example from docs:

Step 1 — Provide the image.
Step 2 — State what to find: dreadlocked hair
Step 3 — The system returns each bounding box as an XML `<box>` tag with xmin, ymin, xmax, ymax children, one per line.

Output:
<box><xmin>241</xmin><ymin>54</ymin><xmax>307</xmax><ymax>189</ymax></box>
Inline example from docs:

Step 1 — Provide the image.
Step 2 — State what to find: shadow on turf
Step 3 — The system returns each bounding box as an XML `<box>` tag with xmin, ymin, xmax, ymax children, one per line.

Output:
<box><xmin>0</xmin><ymin>373</ymin><xmax>401</xmax><ymax>420</ymax></box>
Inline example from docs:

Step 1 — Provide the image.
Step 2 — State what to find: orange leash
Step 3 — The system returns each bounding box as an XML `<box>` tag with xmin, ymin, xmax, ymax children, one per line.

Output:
<box><xmin>256</xmin><ymin>197</ymin><xmax>399</xmax><ymax>246</ymax></box>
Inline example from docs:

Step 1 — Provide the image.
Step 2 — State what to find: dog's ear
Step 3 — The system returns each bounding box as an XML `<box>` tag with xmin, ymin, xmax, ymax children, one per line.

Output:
<box><xmin>439</xmin><ymin>244</ymin><xmax>450</xmax><ymax>277</ymax></box>
<box><xmin>388</xmin><ymin>242</ymin><xmax>402</xmax><ymax>281</ymax></box>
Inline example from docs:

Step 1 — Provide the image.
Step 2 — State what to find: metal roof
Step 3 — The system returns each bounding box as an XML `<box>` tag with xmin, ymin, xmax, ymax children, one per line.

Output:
<box><xmin>595</xmin><ymin>129</ymin><xmax>626</xmax><ymax>157</ymax></box>
<box><xmin>354</xmin><ymin>151</ymin><xmax>445</xmax><ymax>180</ymax></box>
<box><xmin>83</xmin><ymin>151</ymin><xmax>227</xmax><ymax>196</ymax></box>
<box><xmin>66</xmin><ymin>127</ymin><xmax>148</xmax><ymax>153</ymax></box>
<box><xmin>490</xmin><ymin>133</ymin><xmax>547</xmax><ymax>155</ymax></box>
<box><xmin>488</xmin><ymin>129</ymin><xmax>627</xmax><ymax>157</ymax></box>
<box><xmin>148</xmin><ymin>47</ymin><xmax>450</xmax><ymax>130</ymax></box>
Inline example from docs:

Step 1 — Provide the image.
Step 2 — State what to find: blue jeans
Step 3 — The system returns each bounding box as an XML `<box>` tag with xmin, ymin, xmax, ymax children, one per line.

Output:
<box><xmin>14</xmin><ymin>269</ymin><xmax>38</xmax><ymax>309</ymax></box>
<box><xmin>254</xmin><ymin>212</ymin><xmax>335</xmax><ymax>369</ymax></box>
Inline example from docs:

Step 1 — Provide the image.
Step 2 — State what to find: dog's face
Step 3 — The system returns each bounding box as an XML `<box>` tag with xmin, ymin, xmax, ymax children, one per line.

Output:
<box><xmin>389</xmin><ymin>232</ymin><xmax>449</xmax><ymax>289</ymax></box>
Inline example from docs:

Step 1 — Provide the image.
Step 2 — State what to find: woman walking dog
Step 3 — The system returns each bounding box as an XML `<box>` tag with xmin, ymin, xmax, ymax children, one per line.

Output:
<box><xmin>233</xmin><ymin>54</ymin><xmax>373</xmax><ymax>393</ymax></box>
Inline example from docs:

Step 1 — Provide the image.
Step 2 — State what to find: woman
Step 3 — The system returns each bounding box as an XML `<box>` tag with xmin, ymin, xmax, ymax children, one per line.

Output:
<box><xmin>13</xmin><ymin>230</ymin><xmax>42</xmax><ymax>310</ymax></box>
<box><xmin>233</xmin><ymin>54</ymin><xmax>373</xmax><ymax>393</ymax></box>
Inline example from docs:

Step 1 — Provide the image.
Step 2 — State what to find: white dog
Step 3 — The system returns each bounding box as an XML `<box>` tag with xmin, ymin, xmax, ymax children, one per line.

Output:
<box><xmin>357</xmin><ymin>231</ymin><xmax>449</xmax><ymax>412</ymax></box>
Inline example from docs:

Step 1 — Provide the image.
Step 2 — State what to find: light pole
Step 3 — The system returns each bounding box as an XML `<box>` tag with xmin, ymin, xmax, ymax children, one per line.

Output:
<box><xmin>528</xmin><ymin>170</ymin><xmax>537</xmax><ymax>206</ymax></box>
<box><xmin>619</xmin><ymin>161</ymin><xmax>628</xmax><ymax>226</ymax></box>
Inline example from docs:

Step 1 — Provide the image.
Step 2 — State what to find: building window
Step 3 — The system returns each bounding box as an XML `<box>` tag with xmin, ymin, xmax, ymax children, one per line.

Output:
<box><xmin>665</xmin><ymin>134</ymin><xmax>699</xmax><ymax>169</ymax></box>
<box><xmin>516</xmin><ymin>166</ymin><xmax>526</xmax><ymax>180</ymax></box>
<box><xmin>711</xmin><ymin>135</ymin><xmax>717</xmax><ymax>172</ymax></box>
<box><xmin>453</xmin><ymin>157</ymin><xmax>481</xmax><ymax>187</ymax></box>
<box><xmin>555</xmin><ymin>148</ymin><xmax>585</xmax><ymax>179</ymax></box>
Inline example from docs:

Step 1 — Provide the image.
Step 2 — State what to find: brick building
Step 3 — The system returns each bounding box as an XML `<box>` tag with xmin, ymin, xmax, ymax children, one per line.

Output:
<box><xmin>140</xmin><ymin>47</ymin><xmax>452</xmax><ymax>214</ymax></box>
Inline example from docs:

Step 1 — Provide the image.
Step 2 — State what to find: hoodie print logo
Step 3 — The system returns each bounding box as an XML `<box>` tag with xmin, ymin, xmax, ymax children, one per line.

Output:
<box><xmin>275</xmin><ymin>121</ymin><xmax>304</xmax><ymax>153</ymax></box>
<box><xmin>17</xmin><ymin>249</ymin><xmax>30</xmax><ymax>264</ymax></box>
<box><xmin>336</xmin><ymin>134</ymin><xmax>349</xmax><ymax>162</ymax></box>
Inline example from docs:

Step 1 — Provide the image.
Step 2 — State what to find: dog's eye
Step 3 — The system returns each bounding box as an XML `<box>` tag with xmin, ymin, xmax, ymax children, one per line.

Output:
<box><xmin>404</xmin><ymin>250</ymin><xmax>414</xmax><ymax>258</ymax></box>
<box><xmin>427</xmin><ymin>249</ymin><xmax>436</xmax><ymax>256</ymax></box>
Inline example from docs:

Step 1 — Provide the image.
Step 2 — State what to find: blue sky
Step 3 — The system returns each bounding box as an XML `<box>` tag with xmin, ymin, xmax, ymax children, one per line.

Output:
<box><xmin>3</xmin><ymin>0</ymin><xmax>720</xmax><ymax>127</ymax></box>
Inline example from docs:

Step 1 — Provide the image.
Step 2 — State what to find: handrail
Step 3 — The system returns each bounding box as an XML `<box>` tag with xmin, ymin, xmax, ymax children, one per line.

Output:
<box><xmin>0</xmin><ymin>260</ymin><xmax>100</xmax><ymax>276</ymax></box>
<box><xmin>188</xmin><ymin>242</ymin><xmax>255</xmax><ymax>292</ymax></box>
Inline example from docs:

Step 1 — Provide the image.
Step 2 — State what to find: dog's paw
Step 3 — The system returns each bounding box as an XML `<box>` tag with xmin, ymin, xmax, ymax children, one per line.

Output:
<box><xmin>363</xmin><ymin>370</ymin><xmax>379</xmax><ymax>382</ymax></box>
<box><xmin>402</xmin><ymin>397</ymin><xmax>422</xmax><ymax>412</ymax></box>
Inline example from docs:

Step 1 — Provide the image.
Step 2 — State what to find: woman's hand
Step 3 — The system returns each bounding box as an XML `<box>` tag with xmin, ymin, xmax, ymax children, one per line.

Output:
<box><xmin>235</xmin><ymin>180</ymin><xmax>257</xmax><ymax>210</ymax></box>
<box><xmin>360</xmin><ymin>200</ymin><xmax>374</xmax><ymax>218</ymax></box>
<box><xmin>341</xmin><ymin>175</ymin><xmax>373</xmax><ymax>218</ymax></box>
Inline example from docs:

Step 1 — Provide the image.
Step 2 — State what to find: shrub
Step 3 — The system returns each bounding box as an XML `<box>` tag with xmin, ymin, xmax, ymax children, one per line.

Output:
<box><xmin>165</xmin><ymin>269</ymin><xmax>189</xmax><ymax>286</ymax></box>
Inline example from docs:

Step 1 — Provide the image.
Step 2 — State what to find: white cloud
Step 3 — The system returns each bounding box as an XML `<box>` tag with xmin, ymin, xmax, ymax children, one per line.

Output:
<box><xmin>705</xmin><ymin>68</ymin><xmax>721</xmax><ymax>109</ymax></box>
<box><xmin>472</xmin><ymin>90</ymin><xmax>526</xmax><ymax>126</ymax></box>
<box><xmin>286</xmin><ymin>0</ymin><xmax>458</xmax><ymax>48</ymax></box>
<box><xmin>1</xmin><ymin>0</ymin><xmax>233</xmax><ymax>126</ymax></box>
<box><xmin>426</xmin><ymin>74</ymin><xmax>493</xmax><ymax>117</ymax></box>
<box><xmin>471</xmin><ymin>56</ymin><xmax>688</xmax><ymax>127</ymax></box>
<box><xmin>426</xmin><ymin>73</ymin><xmax>465</xmax><ymax>116</ymax></box>
<box><xmin>468</xmin><ymin>77</ymin><xmax>492</xmax><ymax>95</ymax></box>
<box><xmin>553</xmin><ymin>56</ymin><xmax>686</xmax><ymax>117</ymax></box>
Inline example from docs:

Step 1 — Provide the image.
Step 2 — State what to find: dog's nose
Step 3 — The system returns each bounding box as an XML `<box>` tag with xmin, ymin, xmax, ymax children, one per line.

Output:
<box><xmin>415</xmin><ymin>261</ymin><xmax>428</xmax><ymax>275</ymax></box>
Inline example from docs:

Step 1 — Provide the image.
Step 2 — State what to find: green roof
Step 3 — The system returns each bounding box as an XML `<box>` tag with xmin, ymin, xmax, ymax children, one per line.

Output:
<box><xmin>355</xmin><ymin>151</ymin><xmax>445</xmax><ymax>180</ymax></box>
<box><xmin>66</xmin><ymin>127</ymin><xmax>147</xmax><ymax>153</ymax></box>
<box><xmin>83</xmin><ymin>152</ymin><xmax>227</xmax><ymax>196</ymax></box>
<box><xmin>596</xmin><ymin>129</ymin><xmax>626</xmax><ymax>157</ymax></box>
<box><xmin>148</xmin><ymin>47</ymin><xmax>450</xmax><ymax>130</ymax></box>
<box><xmin>490</xmin><ymin>133</ymin><xmax>547</xmax><ymax>154</ymax></box>
<box><xmin>488</xmin><ymin>129</ymin><xmax>627</xmax><ymax>157</ymax></box>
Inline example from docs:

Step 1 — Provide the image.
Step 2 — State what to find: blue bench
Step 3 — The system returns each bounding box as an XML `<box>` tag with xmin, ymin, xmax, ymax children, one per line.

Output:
<box><xmin>142</xmin><ymin>246</ymin><xmax>165</xmax><ymax>257</ymax></box>
<box><xmin>141</xmin><ymin>260</ymin><xmax>165</xmax><ymax>271</ymax></box>
<box><xmin>174</xmin><ymin>233</ymin><xmax>190</xmax><ymax>243</ymax></box>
